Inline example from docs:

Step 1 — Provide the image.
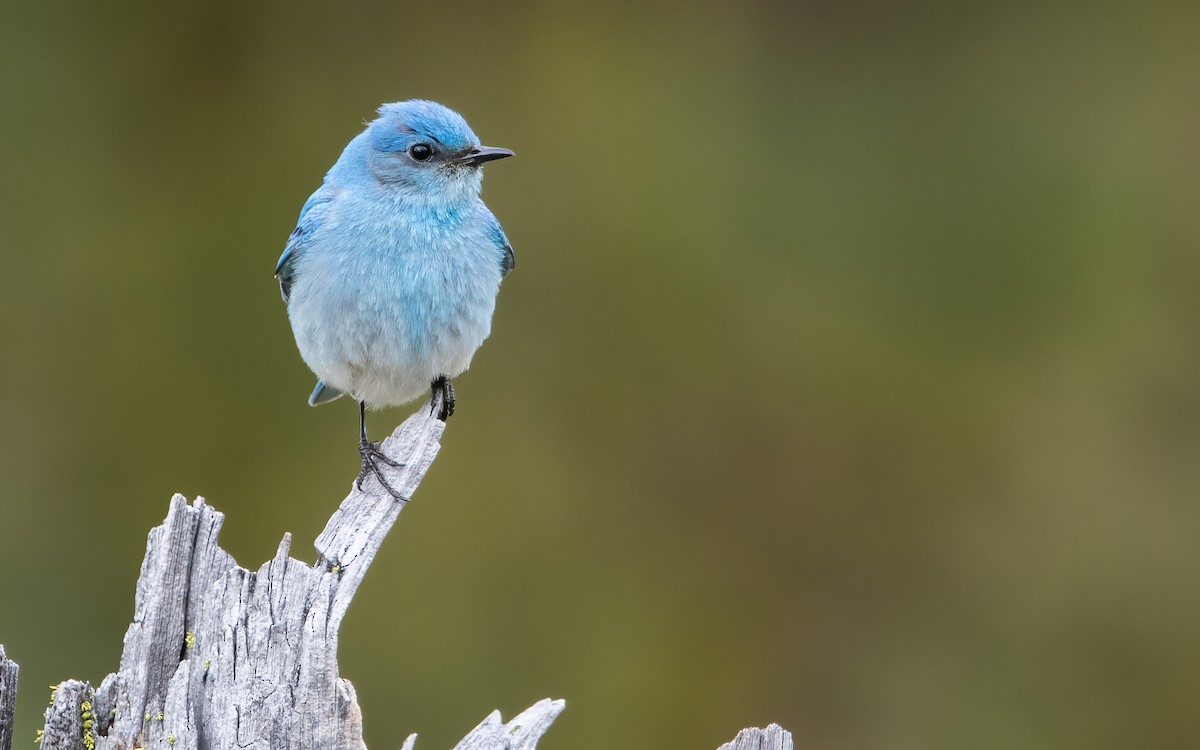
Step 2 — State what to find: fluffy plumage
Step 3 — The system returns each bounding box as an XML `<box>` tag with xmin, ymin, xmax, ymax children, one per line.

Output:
<box><xmin>277</xmin><ymin>100</ymin><xmax>514</xmax><ymax>412</ymax></box>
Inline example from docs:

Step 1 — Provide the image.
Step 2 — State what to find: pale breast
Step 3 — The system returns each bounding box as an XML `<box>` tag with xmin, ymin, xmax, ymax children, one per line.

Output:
<box><xmin>287</xmin><ymin>199</ymin><xmax>503</xmax><ymax>408</ymax></box>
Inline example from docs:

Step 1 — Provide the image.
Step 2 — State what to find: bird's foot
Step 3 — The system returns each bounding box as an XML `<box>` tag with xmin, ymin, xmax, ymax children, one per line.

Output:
<box><xmin>356</xmin><ymin>440</ymin><xmax>407</xmax><ymax>501</ymax></box>
<box><xmin>431</xmin><ymin>377</ymin><xmax>455</xmax><ymax>421</ymax></box>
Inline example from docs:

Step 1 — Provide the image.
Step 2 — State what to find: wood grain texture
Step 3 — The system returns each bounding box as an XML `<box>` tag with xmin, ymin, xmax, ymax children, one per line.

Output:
<box><xmin>0</xmin><ymin>645</ymin><xmax>17</xmax><ymax>750</ymax></box>
<box><xmin>6</xmin><ymin>397</ymin><xmax>790</xmax><ymax>749</ymax></box>
<box><xmin>35</xmin><ymin>400</ymin><xmax>541</xmax><ymax>750</ymax></box>
<box><xmin>716</xmin><ymin>724</ymin><xmax>794</xmax><ymax>750</ymax></box>
<box><xmin>39</xmin><ymin>681</ymin><xmax>91</xmax><ymax>750</ymax></box>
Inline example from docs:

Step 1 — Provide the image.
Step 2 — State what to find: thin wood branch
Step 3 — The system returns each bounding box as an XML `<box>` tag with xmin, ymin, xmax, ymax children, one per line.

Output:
<box><xmin>3</xmin><ymin>398</ymin><xmax>793</xmax><ymax>749</ymax></box>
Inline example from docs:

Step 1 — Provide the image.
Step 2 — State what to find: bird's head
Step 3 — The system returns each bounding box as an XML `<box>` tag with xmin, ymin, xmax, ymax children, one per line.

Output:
<box><xmin>364</xmin><ymin>100</ymin><xmax>513</xmax><ymax>204</ymax></box>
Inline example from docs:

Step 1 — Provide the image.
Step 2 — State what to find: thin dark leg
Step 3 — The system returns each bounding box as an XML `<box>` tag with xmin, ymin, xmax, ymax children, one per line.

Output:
<box><xmin>431</xmin><ymin>376</ymin><xmax>455</xmax><ymax>421</ymax></box>
<box><xmin>356</xmin><ymin>400</ymin><xmax>406</xmax><ymax>500</ymax></box>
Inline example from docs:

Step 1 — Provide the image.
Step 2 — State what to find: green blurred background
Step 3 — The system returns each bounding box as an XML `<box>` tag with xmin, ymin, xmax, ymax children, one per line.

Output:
<box><xmin>2</xmin><ymin>1</ymin><xmax>1198</xmax><ymax>748</ymax></box>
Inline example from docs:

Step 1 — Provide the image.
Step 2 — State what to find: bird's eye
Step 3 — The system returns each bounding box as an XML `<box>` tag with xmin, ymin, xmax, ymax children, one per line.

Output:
<box><xmin>409</xmin><ymin>143</ymin><xmax>434</xmax><ymax>162</ymax></box>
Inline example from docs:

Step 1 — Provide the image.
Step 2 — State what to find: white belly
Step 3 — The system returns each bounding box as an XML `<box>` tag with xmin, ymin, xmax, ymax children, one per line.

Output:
<box><xmin>287</xmin><ymin>246</ymin><xmax>499</xmax><ymax>409</ymax></box>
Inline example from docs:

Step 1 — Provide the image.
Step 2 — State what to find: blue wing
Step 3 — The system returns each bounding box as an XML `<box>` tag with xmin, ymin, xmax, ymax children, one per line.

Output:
<box><xmin>308</xmin><ymin>379</ymin><xmax>344</xmax><ymax>406</ymax></box>
<box><xmin>484</xmin><ymin>211</ymin><xmax>515</xmax><ymax>278</ymax></box>
<box><xmin>502</xmin><ymin>240</ymin><xmax>515</xmax><ymax>276</ymax></box>
<box><xmin>275</xmin><ymin>187</ymin><xmax>335</xmax><ymax>302</ymax></box>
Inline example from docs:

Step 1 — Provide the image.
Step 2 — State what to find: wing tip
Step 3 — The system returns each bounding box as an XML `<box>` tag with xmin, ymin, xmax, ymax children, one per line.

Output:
<box><xmin>308</xmin><ymin>380</ymin><xmax>345</xmax><ymax>406</ymax></box>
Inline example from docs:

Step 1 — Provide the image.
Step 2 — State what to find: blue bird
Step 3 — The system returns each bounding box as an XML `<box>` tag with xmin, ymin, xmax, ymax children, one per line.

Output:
<box><xmin>275</xmin><ymin>100</ymin><xmax>515</xmax><ymax>498</ymax></box>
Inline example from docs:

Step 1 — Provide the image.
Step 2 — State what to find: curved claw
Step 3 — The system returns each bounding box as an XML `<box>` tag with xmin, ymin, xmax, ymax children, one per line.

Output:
<box><xmin>356</xmin><ymin>440</ymin><xmax>407</xmax><ymax>501</ymax></box>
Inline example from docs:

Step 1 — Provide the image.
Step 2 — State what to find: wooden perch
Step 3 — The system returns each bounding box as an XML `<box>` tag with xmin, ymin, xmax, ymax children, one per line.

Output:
<box><xmin>1</xmin><ymin>645</ymin><xmax>17</xmax><ymax>750</ymax></box>
<box><xmin>716</xmin><ymin>724</ymin><xmax>793</xmax><ymax>750</ymax></box>
<box><xmin>1</xmin><ymin>399</ymin><xmax>793</xmax><ymax>750</ymax></box>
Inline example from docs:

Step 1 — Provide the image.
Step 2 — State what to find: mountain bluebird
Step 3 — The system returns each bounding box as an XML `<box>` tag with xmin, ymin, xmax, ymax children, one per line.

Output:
<box><xmin>275</xmin><ymin>100</ymin><xmax>515</xmax><ymax>498</ymax></box>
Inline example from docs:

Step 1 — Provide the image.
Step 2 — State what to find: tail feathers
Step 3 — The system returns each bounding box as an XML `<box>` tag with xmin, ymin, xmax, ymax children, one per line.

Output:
<box><xmin>308</xmin><ymin>380</ymin><xmax>345</xmax><ymax>407</ymax></box>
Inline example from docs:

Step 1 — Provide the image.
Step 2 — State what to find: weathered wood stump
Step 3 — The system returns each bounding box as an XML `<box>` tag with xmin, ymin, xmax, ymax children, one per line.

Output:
<box><xmin>0</xmin><ymin>400</ymin><xmax>793</xmax><ymax>750</ymax></box>
<box><xmin>1</xmin><ymin>645</ymin><xmax>18</xmax><ymax>750</ymax></box>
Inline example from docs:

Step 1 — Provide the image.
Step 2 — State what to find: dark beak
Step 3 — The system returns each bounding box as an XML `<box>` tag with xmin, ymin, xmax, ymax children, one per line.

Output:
<box><xmin>459</xmin><ymin>145</ymin><xmax>515</xmax><ymax>166</ymax></box>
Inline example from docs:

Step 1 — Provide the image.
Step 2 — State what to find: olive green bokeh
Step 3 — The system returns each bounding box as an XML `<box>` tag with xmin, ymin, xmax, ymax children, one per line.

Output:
<box><xmin>2</xmin><ymin>2</ymin><xmax>1198</xmax><ymax>749</ymax></box>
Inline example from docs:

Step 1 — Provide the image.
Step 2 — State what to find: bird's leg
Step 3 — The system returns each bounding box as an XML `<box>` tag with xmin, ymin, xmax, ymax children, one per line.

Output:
<box><xmin>356</xmin><ymin>400</ymin><xmax>406</xmax><ymax>500</ymax></box>
<box><xmin>431</xmin><ymin>376</ymin><xmax>455</xmax><ymax>421</ymax></box>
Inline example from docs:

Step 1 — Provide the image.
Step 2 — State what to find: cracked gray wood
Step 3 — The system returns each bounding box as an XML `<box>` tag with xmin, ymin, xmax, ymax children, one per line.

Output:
<box><xmin>1</xmin><ymin>645</ymin><xmax>17</xmax><ymax>750</ymax></box>
<box><xmin>5</xmin><ymin>397</ymin><xmax>793</xmax><ymax>749</ymax></box>
<box><xmin>716</xmin><ymin>724</ymin><xmax>793</xmax><ymax>750</ymax></box>
<box><xmin>39</xmin><ymin>682</ymin><xmax>88</xmax><ymax>750</ymax></box>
